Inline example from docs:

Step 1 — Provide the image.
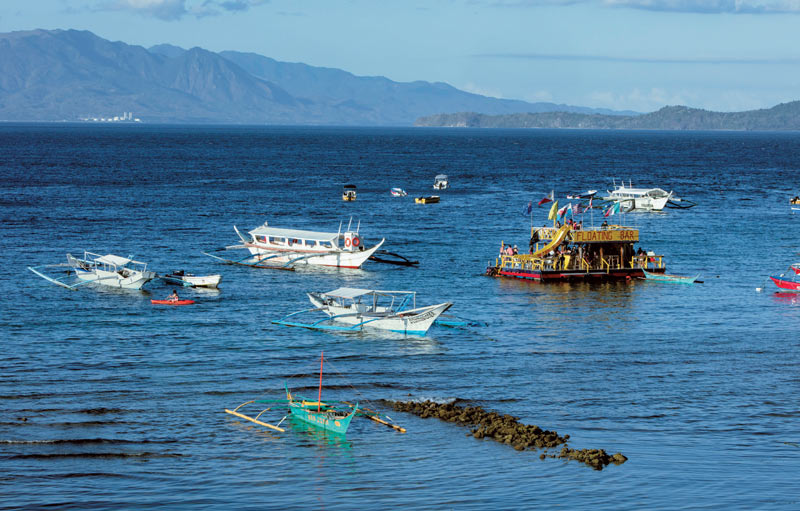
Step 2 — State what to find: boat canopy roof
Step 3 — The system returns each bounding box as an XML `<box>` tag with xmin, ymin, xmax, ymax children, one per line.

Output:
<box><xmin>434</xmin><ymin>174</ymin><xmax>448</xmax><ymax>180</ymax></box>
<box><xmin>343</xmin><ymin>184</ymin><xmax>357</xmax><ymax>189</ymax></box>
<box><xmin>95</xmin><ymin>254</ymin><xmax>134</xmax><ymax>266</ymax></box>
<box><xmin>249</xmin><ymin>225</ymin><xmax>339</xmax><ymax>241</ymax></box>
<box><xmin>322</xmin><ymin>287</ymin><xmax>414</xmax><ymax>299</ymax></box>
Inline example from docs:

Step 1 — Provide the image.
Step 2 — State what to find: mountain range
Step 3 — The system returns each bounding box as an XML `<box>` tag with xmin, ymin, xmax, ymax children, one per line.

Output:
<box><xmin>415</xmin><ymin>103</ymin><xmax>800</xmax><ymax>131</ymax></box>
<box><xmin>0</xmin><ymin>29</ymin><xmax>628</xmax><ymax>125</ymax></box>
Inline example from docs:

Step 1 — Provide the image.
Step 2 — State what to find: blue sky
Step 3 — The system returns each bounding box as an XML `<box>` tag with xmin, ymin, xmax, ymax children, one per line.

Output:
<box><xmin>1</xmin><ymin>0</ymin><xmax>799</xmax><ymax>113</ymax></box>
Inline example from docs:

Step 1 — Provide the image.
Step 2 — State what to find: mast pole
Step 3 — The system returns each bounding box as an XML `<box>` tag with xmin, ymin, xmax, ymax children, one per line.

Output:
<box><xmin>318</xmin><ymin>351</ymin><xmax>323</xmax><ymax>412</ymax></box>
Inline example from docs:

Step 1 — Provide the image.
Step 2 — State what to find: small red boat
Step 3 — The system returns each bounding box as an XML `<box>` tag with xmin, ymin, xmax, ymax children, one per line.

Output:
<box><xmin>770</xmin><ymin>275</ymin><xmax>800</xmax><ymax>292</ymax></box>
<box><xmin>151</xmin><ymin>299</ymin><xmax>196</xmax><ymax>306</ymax></box>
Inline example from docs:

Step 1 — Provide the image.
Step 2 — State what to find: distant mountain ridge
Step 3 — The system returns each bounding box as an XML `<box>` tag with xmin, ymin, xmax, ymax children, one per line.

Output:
<box><xmin>416</xmin><ymin>103</ymin><xmax>800</xmax><ymax>131</ymax></box>
<box><xmin>0</xmin><ymin>29</ymin><xmax>629</xmax><ymax>125</ymax></box>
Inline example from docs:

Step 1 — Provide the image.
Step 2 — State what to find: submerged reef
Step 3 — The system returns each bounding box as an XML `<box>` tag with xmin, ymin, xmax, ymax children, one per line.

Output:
<box><xmin>386</xmin><ymin>399</ymin><xmax>627</xmax><ymax>470</ymax></box>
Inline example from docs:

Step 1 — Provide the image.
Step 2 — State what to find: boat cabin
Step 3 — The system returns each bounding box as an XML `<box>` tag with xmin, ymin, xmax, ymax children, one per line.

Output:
<box><xmin>246</xmin><ymin>225</ymin><xmax>363</xmax><ymax>253</ymax></box>
<box><xmin>433</xmin><ymin>174</ymin><xmax>449</xmax><ymax>190</ymax></box>
<box><xmin>315</xmin><ymin>288</ymin><xmax>417</xmax><ymax>313</ymax></box>
<box><xmin>488</xmin><ymin>224</ymin><xmax>666</xmax><ymax>282</ymax></box>
<box><xmin>342</xmin><ymin>184</ymin><xmax>357</xmax><ymax>201</ymax></box>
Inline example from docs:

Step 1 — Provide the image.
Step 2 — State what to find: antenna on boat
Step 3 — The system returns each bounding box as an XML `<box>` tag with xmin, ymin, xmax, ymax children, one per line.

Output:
<box><xmin>337</xmin><ymin>220</ymin><xmax>342</xmax><ymax>238</ymax></box>
<box><xmin>356</xmin><ymin>219</ymin><xmax>360</xmax><ymax>234</ymax></box>
<box><xmin>347</xmin><ymin>217</ymin><xmax>353</xmax><ymax>232</ymax></box>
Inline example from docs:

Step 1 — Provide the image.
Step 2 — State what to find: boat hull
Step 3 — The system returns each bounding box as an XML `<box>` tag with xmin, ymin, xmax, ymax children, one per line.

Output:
<box><xmin>491</xmin><ymin>266</ymin><xmax>663</xmax><ymax>282</ymax></box>
<box><xmin>73</xmin><ymin>268</ymin><xmax>155</xmax><ymax>289</ymax></box>
<box><xmin>288</xmin><ymin>402</ymin><xmax>356</xmax><ymax>435</ymax></box>
<box><xmin>642</xmin><ymin>270</ymin><xmax>699</xmax><ymax>284</ymax></box>
<box><xmin>307</xmin><ymin>297</ymin><xmax>453</xmax><ymax>335</ymax></box>
<box><xmin>771</xmin><ymin>275</ymin><xmax>800</xmax><ymax>292</ymax></box>
<box><xmin>162</xmin><ymin>274</ymin><xmax>222</xmax><ymax>288</ymax></box>
<box><xmin>245</xmin><ymin>239</ymin><xmax>384</xmax><ymax>269</ymax></box>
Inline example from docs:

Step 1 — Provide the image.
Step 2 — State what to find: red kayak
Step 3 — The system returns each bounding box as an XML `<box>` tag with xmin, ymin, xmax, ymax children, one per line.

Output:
<box><xmin>151</xmin><ymin>299</ymin><xmax>196</xmax><ymax>306</ymax></box>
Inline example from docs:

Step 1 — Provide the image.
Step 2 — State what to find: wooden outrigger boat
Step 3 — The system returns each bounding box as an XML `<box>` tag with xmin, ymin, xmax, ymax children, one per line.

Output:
<box><xmin>160</xmin><ymin>271</ymin><xmax>222</xmax><ymax>288</ymax></box>
<box><xmin>224</xmin><ymin>353</ymin><xmax>405</xmax><ymax>435</ymax></box>
<box><xmin>487</xmin><ymin>223</ymin><xmax>668</xmax><ymax>283</ymax></box>
<box><xmin>273</xmin><ymin>288</ymin><xmax>453</xmax><ymax>336</ymax></box>
<box><xmin>204</xmin><ymin>218</ymin><xmax>384</xmax><ymax>270</ymax></box>
<box><xmin>28</xmin><ymin>252</ymin><xmax>156</xmax><ymax>290</ymax></box>
<box><xmin>642</xmin><ymin>270</ymin><xmax>701</xmax><ymax>284</ymax></box>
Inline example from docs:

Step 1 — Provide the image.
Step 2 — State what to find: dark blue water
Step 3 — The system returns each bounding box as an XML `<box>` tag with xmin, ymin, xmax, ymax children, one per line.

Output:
<box><xmin>2</xmin><ymin>125</ymin><xmax>799</xmax><ymax>509</ymax></box>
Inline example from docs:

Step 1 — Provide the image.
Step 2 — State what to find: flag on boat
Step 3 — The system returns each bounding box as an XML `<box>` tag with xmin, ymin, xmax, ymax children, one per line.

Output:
<box><xmin>557</xmin><ymin>203</ymin><xmax>571</xmax><ymax>219</ymax></box>
<box><xmin>537</xmin><ymin>190</ymin><xmax>554</xmax><ymax>206</ymax></box>
<box><xmin>522</xmin><ymin>200</ymin><xmax>533</xmax><ymax>216</ymax></box>
<box><xmin>572</xmin><ymin>203</ymin><xmax>580</xmax><ymax>216</ymax></box>
<box><xmin>604</xmin><ymin>202</ymin><xmax>621</xmax><ymax>217</ymax></box>
<box><xmin>548</xmin><ymin>200</ymin><xmax>559</xmax><ymax>220</ymax></box>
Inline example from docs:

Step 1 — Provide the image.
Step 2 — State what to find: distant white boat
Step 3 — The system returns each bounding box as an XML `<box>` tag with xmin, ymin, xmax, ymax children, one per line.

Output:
<box><xmin>602</xmin><ymin>181</ymin><xmax>674</xmax><ymax>212</ymax></box>
<box><xmin>390</xmin><ymin>187</ymin><xmax>407</xmax><ymax>197</ymax></box>
<box><xmin>433</xmin><ymin>174</ymin><xmax>449</xmax><ymax>190</ymax></box>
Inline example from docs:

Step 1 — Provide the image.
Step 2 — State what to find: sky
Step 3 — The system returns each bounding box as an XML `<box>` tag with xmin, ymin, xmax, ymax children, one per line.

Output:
<box><xmin>1</xmin><ymin>0</ymin><xmax>799</xmax><ymax>113</ymax></box>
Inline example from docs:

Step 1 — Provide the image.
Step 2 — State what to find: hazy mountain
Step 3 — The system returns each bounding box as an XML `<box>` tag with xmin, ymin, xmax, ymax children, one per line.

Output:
<box><xmin>0</xmin><ymin>28</ymin><xmax>632</xmax><ymax>125</ymax></box>
<box><xmin>416</xmin><ymin>103</ymin><xmax>800</xmax><ymax>131</ymax></box>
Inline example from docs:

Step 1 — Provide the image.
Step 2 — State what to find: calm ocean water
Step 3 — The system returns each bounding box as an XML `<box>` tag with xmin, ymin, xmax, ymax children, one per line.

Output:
<box><xmin>1</xmin><ymin>124</ymin><xmax>799</xmax><ymax>509</ymax></box>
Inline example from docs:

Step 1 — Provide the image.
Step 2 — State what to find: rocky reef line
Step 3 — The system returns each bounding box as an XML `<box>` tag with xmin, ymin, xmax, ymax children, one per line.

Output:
<box><xmin>386</xmin><ymin>399</ymin><xmax>627</xmax><ymax>470</ymax></box>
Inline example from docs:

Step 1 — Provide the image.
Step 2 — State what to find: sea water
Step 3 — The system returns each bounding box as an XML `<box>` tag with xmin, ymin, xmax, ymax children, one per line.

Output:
<box><xmin>1</xmin><ymin>125</ymin><xmax>799</xmax><ymax>509</ymax></box>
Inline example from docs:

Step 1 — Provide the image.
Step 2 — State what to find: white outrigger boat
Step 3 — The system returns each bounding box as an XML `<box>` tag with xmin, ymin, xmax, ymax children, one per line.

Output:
<box><xmin>204</xmin><ymin>219</ymin><xmax>384</xmax><ymax>270</ymax></box>
<box><xmin>602</xmin><ymin>180</ymin><xmax>694</xmax><ymax>212</ymax></box>
<box><xmin>273</xmin><ymin>288</ymin><xmax>453</xmax><ymax>335</ymax></box>
<box><xmin>160</xmin><ymin>271</ymin><xmax>222</xmax><ymax>288</ymax></box>
<box><xmin>28</xmin><ymin>252</ymin><xmax>156</xmax><ymax>290</ymax></box>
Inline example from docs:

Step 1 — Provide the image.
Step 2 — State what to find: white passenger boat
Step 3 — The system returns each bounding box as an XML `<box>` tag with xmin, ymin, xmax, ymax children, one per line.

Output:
<box><xmin>160</xmin><ymin>271</ymin><xmax>222</xmax><ymax>288</ymax></box>
<box><xmin>433</xmin><ymin>174</ymin><xmax>449</xmax><ymax>190</ymax></box>
<box><xmin>206</xmin><ymin>219</ymin><xmax>384</xmax><ymax>269</ymax></box>
<box><xmin>29</xmin><ymin>252</ymin><xmax>156</xmax><ymax>290</ymax></box>
<box><xmin>602</xmin><ymin>181</ymin><xmax>674</xmax><ymax>212</ymax></box>
<box><xmin>273</xmin><ymin>288</ymin><xmax>453</xmax><ymax>335</ymax></box>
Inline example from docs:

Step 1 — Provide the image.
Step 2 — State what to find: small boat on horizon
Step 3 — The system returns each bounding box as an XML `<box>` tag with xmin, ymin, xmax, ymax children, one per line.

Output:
<box><xmin>433</xmin><ymin>174</ymin><xmax>449</xmax><ymax>190</ymax></box>
<box><xmin>390</xmin><ymin>187</ymin><xmax>408</xmax><ymax>197</ymax></box>
<box><xmin>342</xmin><ymin>184</ymin><xmax>357</xmax><ymax>201</ymax></box>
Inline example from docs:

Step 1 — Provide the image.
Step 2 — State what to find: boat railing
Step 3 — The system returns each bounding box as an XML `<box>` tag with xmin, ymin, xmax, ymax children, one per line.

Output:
<box><xmin>601</xmin><ymin>258</ymin><xmax>611</xmax><ymax>273</ymax></box>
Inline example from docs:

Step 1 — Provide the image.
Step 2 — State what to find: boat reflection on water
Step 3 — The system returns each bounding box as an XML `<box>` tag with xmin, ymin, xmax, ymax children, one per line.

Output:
<box><xmin>772</xmin><ymin>292</ymin><xmax>800</xmax><ymax>305</ymax></box>
<box><xmin>289</xmin><ymin>414</ymin><xmax>354</xmax><ymax>452</ymax></box>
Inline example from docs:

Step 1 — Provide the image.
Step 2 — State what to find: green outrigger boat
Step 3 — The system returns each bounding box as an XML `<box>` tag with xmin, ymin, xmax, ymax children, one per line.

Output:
<box><xmin>225</xmin><ymin>352</ymin><xmax>405</xmax><ymax>435</ymax></box>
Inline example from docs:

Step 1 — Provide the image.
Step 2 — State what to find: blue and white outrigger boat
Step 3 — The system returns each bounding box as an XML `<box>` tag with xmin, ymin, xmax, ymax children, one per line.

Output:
<box><xmin>28</xmin><ymin>252</ymin><xmax>156</xmax><ymax>290</ymax></box>
<box><xmin>273</xmin><ymin>288</ymin><xmax>453</xmax><ymax>335</ymax></box>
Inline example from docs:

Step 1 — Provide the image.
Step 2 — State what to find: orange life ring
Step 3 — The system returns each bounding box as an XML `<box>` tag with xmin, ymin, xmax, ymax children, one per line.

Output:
<box><xmin>352</xmin><ymin>237</ymin><xmax>360</xmax><ymax>247</ymax></box>
<box><xmin>345</xmin><ymin>238</ymin><xmax>352</xmax><ymax>247</ymax></box>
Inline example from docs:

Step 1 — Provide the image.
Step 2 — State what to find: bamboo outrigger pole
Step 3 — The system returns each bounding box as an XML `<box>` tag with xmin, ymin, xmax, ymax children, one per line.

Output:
<box><xmin>224</xmin><ymin>401</ymin><xmax>285</xmax><ymax>432</ymax></box>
